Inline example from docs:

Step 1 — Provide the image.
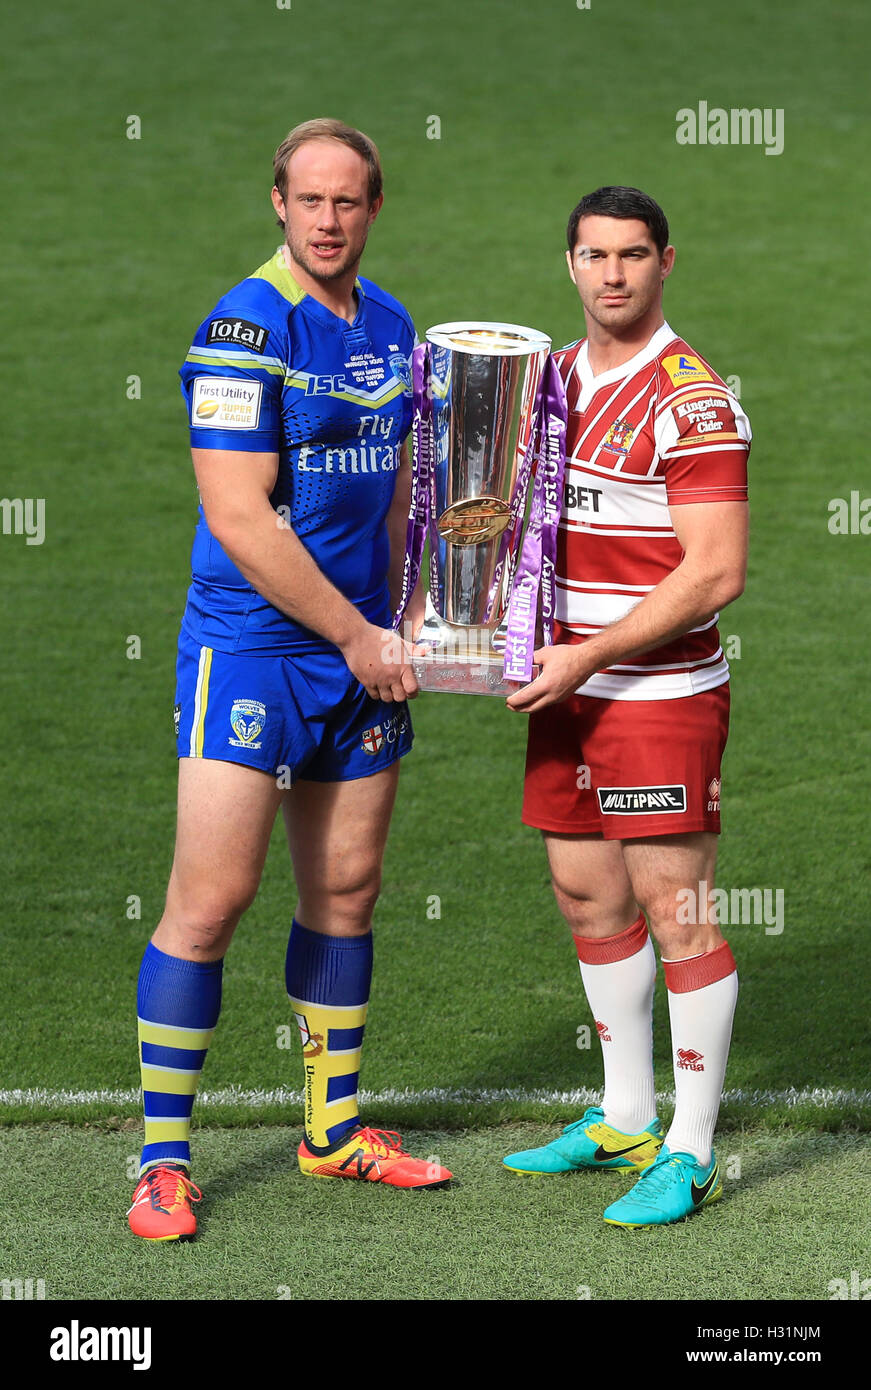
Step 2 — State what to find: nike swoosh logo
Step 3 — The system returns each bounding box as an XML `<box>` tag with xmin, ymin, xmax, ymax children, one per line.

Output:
<box><xmin>691</xmin><ymin>1167</ymin><xmax>719</xmax><ymax>1204</ymax></box>
<box><xmin>593</xmin><ymin>1140</ymin><xmax>648</xmax><ymax>1161</ymax></box>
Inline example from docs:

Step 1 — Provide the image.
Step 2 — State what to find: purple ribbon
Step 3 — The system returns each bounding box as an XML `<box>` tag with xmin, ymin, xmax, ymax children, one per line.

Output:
<box><xmin>483</xmin><ymin>399</ymin><xmax>539</xmax><ymax>626</ymax></box>
<box><xmin>393</xmin><ymin>342</ymin><xmax>433</xmax><ymax>631</ymax></box>
<box><xmin>501</xmin><ymin>355</ymin><xmax>567</xmax><ymax>683</ymax></box>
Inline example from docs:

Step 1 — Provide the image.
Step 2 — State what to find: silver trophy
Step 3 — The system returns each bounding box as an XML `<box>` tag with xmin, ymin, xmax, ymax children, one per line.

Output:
<box><xmin>412</xmin><ymin>322</ymin><xmax>552</xmax><ymax>695</ymax></box>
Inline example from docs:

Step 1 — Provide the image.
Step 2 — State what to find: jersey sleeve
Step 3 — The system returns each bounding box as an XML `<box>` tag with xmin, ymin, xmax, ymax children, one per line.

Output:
<box><xmin>654</xmin><ymin>382</ymin><xmax>751</xmax><ymax>505</ymax></box>
<box><xmin>179</xmin><ymin>298</ymin><xmax>286</xmax><ymax>453</ymax></box>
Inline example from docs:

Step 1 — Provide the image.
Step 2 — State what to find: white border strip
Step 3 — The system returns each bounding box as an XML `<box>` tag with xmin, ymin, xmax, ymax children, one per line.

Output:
<box><xmin>1</xmin><ymin>1085</ymin><xmax>868</xmax><ymax>1109</ymax></box>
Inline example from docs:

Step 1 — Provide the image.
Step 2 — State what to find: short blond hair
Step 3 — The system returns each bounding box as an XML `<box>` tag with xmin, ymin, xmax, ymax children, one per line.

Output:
<box><xmin>273</xmin><ymin>119</ymin><xmax>383</xmax><ymax>219</ymax></box>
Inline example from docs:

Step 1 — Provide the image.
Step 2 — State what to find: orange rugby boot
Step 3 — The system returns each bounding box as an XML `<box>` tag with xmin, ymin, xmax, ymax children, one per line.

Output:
<box><xmin>298</xmin><ymin>1125</ymin><xmax>452</xmax><ymax>1189</ymax></box>
<box><xmin>127</xmin><ymin>1162</ymin><xmax>202</xmax><ymax>1241</ymax></box>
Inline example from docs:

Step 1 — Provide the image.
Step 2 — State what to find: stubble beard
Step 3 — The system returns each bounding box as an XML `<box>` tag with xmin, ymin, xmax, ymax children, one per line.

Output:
<box><xmin>583</xmin><ymin>279</ymin><xmax>661</xmax><ymax>335</ymax></box>
<box><xmin>285</xmin><ymin>227</ymin><xmax>368</xmax><ymax>284</ymax></box>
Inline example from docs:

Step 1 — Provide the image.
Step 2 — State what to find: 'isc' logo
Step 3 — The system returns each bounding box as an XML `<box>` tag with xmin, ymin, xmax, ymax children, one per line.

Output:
<box><xmin>306</xmin><ymin>373</ymin><xmax>347</xmax><ymax>395</ymax></box>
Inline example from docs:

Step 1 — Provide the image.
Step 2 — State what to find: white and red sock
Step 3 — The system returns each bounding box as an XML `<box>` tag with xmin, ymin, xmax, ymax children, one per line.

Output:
<box><xmin>662</xmin><ymin>941</ymin><xmax>738</xmax><ymax>1166</ymax></box>
<box><xmin>574</xmin><ymin>913</ymin><xmax>657</xmax><ymax>1135</ymax></box>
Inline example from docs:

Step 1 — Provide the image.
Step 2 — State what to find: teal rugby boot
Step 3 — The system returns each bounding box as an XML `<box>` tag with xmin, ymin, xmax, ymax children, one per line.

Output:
<box><xmin>503</xmin><ymin>1106</ymin><xmax>664</xmax><ymax>1175</ymax></box>
<box><xmin>603</xmin><ymin>1146</ymin><xmax>722</xmax><ymax>1227</ymax></box>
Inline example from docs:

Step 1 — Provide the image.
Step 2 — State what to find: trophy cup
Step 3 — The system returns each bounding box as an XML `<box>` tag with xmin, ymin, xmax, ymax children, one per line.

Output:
<box><xmin>394</xmin><ymin>321</ymin><xmax>567</xmax><ymax>696</ymax></box>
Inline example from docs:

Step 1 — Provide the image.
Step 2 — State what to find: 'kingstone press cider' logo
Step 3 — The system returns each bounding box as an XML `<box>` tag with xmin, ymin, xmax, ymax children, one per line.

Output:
<box><xmin>229</xmin><ymin>699</ymin><xmax>267</xmax><ymax>749</ymax></box>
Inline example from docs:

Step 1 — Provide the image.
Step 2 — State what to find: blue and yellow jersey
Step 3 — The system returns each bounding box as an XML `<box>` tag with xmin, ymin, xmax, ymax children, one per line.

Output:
<box><xmin>178</xmin><ymin>247</ymin><xmax>415</xmax><ymax>655</ymax></box>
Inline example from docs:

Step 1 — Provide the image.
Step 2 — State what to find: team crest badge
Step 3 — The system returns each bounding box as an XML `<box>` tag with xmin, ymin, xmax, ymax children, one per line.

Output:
<box><xmin>362</xmin><ymin>725</ymin><xmax>383</xmax><ymax>755</ymax></box>
<box><xmin>294</xmin><ymin>1012</ymin><xmax>324</xmax><ymax>1057</ymax></box>
<box><xmin>602</xmin><ymin>418</ymin><xmax>635</xmax><ymax>457</ymax></box>
<box><xmin>388</xmin><ymin>352</ymin><xmax>413</xmax><ymax>393</ymax></box>
<box><xmin>229</xmin><ymin>698</ymin><xmax>267</xmax><ymax>749</ymax></box>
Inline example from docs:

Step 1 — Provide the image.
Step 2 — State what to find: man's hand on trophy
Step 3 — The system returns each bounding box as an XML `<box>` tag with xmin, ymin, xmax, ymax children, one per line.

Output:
<box><xmin>505</xmin><ymin>644</ymin><xmax>593</xmax><ymax>713</ymax></box>
<box><xmin>341</xmin><ymin>621</ymin><xmax>421</xmax><ymax>703</ymax></box>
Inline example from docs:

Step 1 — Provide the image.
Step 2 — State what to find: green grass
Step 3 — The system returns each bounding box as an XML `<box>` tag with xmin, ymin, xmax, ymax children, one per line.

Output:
<box><xmin>1</xmin><ymin>0</ymin><xmax>869</xmax><ymax>1303</ymax></box>
<box><xmin>1</xmin><ymin>1124</ymin><xmax>868</xmax><ymax>1301</ymax></box>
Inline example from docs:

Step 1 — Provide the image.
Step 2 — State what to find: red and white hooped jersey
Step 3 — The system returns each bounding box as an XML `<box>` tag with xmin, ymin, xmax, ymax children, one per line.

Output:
<box><xmin>553</xmin><ymin>321</ymin><xmax>750</xmax><ymax>701</ymax></box>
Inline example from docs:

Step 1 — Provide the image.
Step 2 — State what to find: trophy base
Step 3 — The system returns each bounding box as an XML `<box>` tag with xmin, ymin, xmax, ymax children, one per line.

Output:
<box><xmin>412</xmin><ymin>614</ymin><xmax>539</xmax><ymax>697</ymax></box>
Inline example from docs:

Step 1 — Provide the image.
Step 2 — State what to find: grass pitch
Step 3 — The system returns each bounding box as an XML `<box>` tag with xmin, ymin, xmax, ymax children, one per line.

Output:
<box><xmin>2</xmin><ymin>1124</ymin><xmax>868</xmax><ymax>1302</ymax></box>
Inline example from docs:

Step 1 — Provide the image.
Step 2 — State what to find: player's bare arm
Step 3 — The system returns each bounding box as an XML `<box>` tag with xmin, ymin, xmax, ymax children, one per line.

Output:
<box><xmin>191</xmin><ymin>445</ymin><xmax>419</xmax><ymax>703</ymax></box>
<box><xmin>507</xmin><ymin>498</ymin><xmax>748</xmax><ymax>712</ymax></box>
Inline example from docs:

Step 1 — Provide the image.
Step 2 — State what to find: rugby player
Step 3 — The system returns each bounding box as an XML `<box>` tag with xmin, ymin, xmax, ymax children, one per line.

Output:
<box><xmin>128</xmin><ymin>120</ymin><xmax>451</xmax><ymax>1243</ymax></box>
<box><xmin>502</xmin><ymin>187</ymin><xmax>750</xmax><ymax>1228</ymax></box>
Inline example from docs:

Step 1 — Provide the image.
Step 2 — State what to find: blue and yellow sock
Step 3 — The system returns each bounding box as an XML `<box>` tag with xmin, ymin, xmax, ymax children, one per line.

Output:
<box><xmin>285</xmin><ymin>918</ymin><xmax>371</xmax><ymax>1151</ymax></box>
<box><xmin>136</xmin><ymin>941</ymin><xmax>223</xmax><ymax>1175</ymax></box>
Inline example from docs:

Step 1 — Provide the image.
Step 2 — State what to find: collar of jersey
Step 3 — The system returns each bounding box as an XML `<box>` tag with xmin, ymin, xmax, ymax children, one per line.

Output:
<box><xmin>575</xmin><ymin>320</ymin><xmax>677</xmax><ymax>401</ymax></box>
<box><xmin>261</xmin><ymin>246</ymin><xmax>366</xmax><ymax>333</ymax></box>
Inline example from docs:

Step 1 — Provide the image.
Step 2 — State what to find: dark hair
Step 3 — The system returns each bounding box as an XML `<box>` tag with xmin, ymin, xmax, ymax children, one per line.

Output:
<box><xmin>566</xmin><ymin>186</ymin><xmax>669</xmax><ymax>257</ymax></box>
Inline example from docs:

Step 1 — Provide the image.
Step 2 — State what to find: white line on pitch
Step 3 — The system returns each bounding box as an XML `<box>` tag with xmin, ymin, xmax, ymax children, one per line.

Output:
<box><xmin>1</xmin><ymin>1086</ymin><xmax>868</xmax><ymax>1108</ymax></box>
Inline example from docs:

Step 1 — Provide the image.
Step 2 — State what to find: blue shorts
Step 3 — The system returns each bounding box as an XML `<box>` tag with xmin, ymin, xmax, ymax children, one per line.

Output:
<box><xmin>173</xmin><ymin>629</ymin><xmax>413</xmax><ymax>783</ymax></box>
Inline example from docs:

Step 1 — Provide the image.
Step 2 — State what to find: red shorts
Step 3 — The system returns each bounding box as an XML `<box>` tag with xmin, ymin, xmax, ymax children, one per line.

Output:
<box><xmin>522</xmin><ymin>684</ymin><xmax>730</xmax><ymax>840</ymax></box>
